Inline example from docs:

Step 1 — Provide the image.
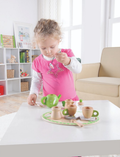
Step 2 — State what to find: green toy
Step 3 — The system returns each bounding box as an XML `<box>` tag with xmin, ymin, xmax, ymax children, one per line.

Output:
<box><xmin>79</xmin><ymin>99</ymin><xmax>82</xmax><ymax>102</ymax></box>
<box><xmin>62</xmin><ymin>101</ymin><xmax>65</xmax><ymax>107</ymax></box>
<box><xmin>41</xmin><ymin>94</ymin><xmax>61</xmax><ymax>108</ymax></box>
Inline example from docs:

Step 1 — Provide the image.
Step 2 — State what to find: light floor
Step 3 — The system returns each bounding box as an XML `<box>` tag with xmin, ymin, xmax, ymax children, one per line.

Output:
<box><xmin>0</xmin><ymin>92</ymin><xmax>43</xmax><ymax>117</ymax></box>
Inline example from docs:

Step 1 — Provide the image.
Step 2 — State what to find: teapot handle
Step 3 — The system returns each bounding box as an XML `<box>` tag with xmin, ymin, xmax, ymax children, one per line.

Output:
<box><xmin>41</xmin><ymin>96</ymin><xmax>46</xmax><ymax>105</ymax></box>
<box><xmin>92</xmin><ymin>110</ymin><xmax>99</xmax><ymax>117</ymax></box>
<box><xmin>62</xmin><ymin>109</ymin><xmax>69</xmax><ymax>115</ymax></box>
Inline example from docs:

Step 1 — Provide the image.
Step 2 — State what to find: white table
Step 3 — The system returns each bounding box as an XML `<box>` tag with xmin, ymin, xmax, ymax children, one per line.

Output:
<box><xmin>0</xmin><ymin>100</ymin><xmax>120</xmax><ymax>157</ymax></box>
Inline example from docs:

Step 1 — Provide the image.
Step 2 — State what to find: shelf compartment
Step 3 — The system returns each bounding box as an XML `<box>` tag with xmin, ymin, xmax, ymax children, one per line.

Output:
<box><xmin>31</xmin><ymin>49</ymin><xmax>41</xmax><ymax>55</ymax></box>
<box><xmin>19</xmin><ymin>49</ymin><xmax>30</xmax><ymax>63</ymax></box>
<box><xmin>0</xmin><ymin>81</ymin><xmax>6</xmax><ymax>95</ymax></box>
<box><xmin>0</xmin><ymin>65</ymin><xmax>5</xmax><ymax>80</ymax></box>
<box><xmin>7</xmin><ymin>79</ymin><xmax>20</xmax><ymax>95</ymax></box>
<box><xmin>31</xmin><ymin>49</ymin><xmax>41</xmax><ymax>62</ymax></box>
<box><xmin>20</xmin><ymin>64</ymin><xmax>31</xmax><ymax>77</ymax></box>
<box><xmin>0</xmin><ymin>48</ymin><xmax>4</xmax><ymax>64</ymax></box>
<box><xmin>20</xmin><ymin>78</ymin><xmax>31</xmax><ymax>92</ymax></box>
<box><xmin>6</xmin><ymin>48</ymin><xmax>18</xmax><ymax>63</ymax></box>
<box><xmin>7</xmin><ymin>64</ymin><xmax>19</xmax><ymax>78</ymax></box>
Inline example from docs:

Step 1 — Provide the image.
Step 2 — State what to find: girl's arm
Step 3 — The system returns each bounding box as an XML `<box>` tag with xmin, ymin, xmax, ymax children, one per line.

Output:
<box><xmin>64</xmin><ymin>56</ymin><xmax>82</xmax><ymax>73</ymax></box>
<box><xmin>29</xmin><ymin>70</ymin><xmax>43</xmax><ymax>96</ymax></box>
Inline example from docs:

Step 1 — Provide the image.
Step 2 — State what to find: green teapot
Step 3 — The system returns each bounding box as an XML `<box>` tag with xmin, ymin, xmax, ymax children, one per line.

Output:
<box><xmin>41</xmin><ymin>94</ymin><xmax>61</xmax><ymax>108</ymax></box>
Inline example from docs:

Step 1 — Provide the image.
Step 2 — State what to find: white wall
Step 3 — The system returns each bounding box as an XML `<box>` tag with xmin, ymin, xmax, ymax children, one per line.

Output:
<box><xmin>81</xmin><ymin>0</ymin><xmax>105</xmax><ymax>64</ymax></box>
<box><xmin>0</xmin><ymin>0</ymin><xmax>38</xmax><ymax>35</ymax></box>
<box><xmin>0</xmin><ymin>0</ymin><xmax>106</xmax><ymax>64</ymax></box>
<box><xmin>37</xmin><ymin>0</ymin><xmax>106</xmax><ymax>64</ymax></box>
<box><xmin>38</xmin><ymin>0</ymin><xmax>59</xmax><ymax>21</ymax></box>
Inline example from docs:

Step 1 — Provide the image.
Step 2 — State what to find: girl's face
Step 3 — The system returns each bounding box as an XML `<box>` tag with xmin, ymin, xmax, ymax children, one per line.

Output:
<box><xmin>38</xmin><ymin>36</ymin><xmax>60</xmax><ymax>58</ymax></box>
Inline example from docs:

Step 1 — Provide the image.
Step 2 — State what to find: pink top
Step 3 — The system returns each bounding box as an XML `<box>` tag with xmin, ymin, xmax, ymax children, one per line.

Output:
<box><xmin>32</xmin><ymin>49</ymin><xmax>79</xmax><ymax>101</ymax></box>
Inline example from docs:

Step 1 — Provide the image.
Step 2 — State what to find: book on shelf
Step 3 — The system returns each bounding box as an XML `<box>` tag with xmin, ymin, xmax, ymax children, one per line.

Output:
<box><xmin>20</xmin><ymin>49</ymin><xmax>30</xmax><ymax>63</ymax></box>
<box><xmin>0</xmin><ymin>34</ymin><xmax>16</xmax><ymax>48</ymax></box>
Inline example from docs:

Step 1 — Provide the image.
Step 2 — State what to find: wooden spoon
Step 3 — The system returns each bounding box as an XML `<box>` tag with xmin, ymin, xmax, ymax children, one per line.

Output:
<box><xmin>71</xmin><ymin>119</ymin><xmax>84</xmax><ymax>127</ymax></box>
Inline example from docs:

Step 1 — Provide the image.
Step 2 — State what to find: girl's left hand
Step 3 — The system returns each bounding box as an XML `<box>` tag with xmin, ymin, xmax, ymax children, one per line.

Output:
<box><xmin>55</xmin><ymin>52</ymin><xmax>71</xmax><ymax>66</ymax></box>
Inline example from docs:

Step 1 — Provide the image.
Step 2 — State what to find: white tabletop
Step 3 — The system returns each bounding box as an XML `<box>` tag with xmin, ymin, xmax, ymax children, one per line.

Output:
<box><xmin>0</xmin><ymin>100</ymin><xmax>120</xmax><ymax>157</ymax></box>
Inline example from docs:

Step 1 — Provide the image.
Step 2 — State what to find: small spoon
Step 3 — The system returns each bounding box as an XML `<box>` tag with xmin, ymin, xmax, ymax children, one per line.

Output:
<box><xmin>71</xmin><ymin>119</ymin><xmax>84</xmax><ymax>127</ymax></box>
<box><xmin>35</xmin><ymin>102</ymin><xmax>46</xmax><ymax>107</ymax></box>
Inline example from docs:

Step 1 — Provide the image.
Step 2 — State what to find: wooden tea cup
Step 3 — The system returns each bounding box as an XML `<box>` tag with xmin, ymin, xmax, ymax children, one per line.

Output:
<box><xmin>82</xmin><ymin>106</ymin><xmax>99</xmax><ymax>118</ymax></box>
<box><xmin>65</xmin><ymin>99</ymin><xmax>75</xmax><ymax>108</ymax></box>
<box><xmin>62</xmin><ymin>104</ymin><xmax>77</xmax><ymax>116</ymax></box>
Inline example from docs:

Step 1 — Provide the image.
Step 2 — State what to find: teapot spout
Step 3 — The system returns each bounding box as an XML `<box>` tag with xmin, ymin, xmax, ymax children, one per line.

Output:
<box><xmin>58</xmin><ymin>94</ymin><xmax>61</xmax><ymax>100</ymax></box>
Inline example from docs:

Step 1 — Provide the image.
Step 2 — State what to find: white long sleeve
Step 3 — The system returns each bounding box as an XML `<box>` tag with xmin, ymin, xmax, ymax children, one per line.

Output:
<box><xmin>64</xmin><ymin>57</ymin><xmax>82</xmax><ymax>73</ymax></box>
<box><xmin>29</xmin><ymin>70</ymin><xmax>42</xmax><ymax>96</ymax></box>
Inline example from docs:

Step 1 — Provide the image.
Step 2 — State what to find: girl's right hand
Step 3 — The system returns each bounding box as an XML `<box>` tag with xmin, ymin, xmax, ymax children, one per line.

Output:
<box><xmin>27</xmin><ymin>94</ymin><xmax>37</xmax><ymax>106</ymax></box>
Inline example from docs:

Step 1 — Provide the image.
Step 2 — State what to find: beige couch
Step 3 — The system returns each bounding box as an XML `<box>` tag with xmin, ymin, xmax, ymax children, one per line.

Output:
<box><xmin>73</xmin><ymin>47</ymin><xmax>120</xmax><ymax>108</ymax></box>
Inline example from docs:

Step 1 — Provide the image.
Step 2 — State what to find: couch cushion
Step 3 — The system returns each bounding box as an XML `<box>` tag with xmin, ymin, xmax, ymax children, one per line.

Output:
<box><xmin>99</xmin><ymin>47</ymin><xmax>120</xmax><ymax>78</ymax></box>
<box><xmin>76</xmin><ymin>77</ymin><xmax>120</xmax><ymax>97</ymax></box>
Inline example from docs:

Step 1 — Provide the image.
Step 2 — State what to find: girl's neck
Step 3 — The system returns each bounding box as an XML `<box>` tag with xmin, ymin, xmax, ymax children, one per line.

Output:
<box><xmin>43</xmin><ymin>55</ymin><xmax>53</xmax><ymax>61</ymax></box>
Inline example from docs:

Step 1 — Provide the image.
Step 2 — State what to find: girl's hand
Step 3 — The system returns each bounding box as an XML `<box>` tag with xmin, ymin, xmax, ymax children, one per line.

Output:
<box><xmin>55</xmin><ymin>52</ymin><xmax>71</xmax><ymax>66</ymax></box>
<box><xmin>27</xmin><ymin>94</ymin><xmax>37</xmax><ymax>106</ymax></box>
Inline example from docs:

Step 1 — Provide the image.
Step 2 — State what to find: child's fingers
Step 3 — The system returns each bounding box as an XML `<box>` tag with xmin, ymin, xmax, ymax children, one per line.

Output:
<box><xmin>28</xmin><ymin>97</ymin><xmax>36</xmax><ymax>106</ymax></box>
<box><xmin>28</xmin><ymin>101</ymin><xmax>34</xmax><ymax>106</ymax></box>
<box><xmin>56</xmin><ymin>52</ymin><xmax>67</xmax><ymax>58</ymax></box>
<box><xmin>55</xmin><ymin>53</ymin><xmax>66</xmax><ymax>61</ymax></box>
<box><xmin>28</xmin><ymin>100</ymin><xmax>35</xmax><ymax>106</ymax></box>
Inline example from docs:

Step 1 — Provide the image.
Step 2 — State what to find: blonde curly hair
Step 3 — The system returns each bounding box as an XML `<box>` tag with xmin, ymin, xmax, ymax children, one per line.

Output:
<box><xmin>34</xmin><ymin>19</ymin><xmax>62</xmax><ymax>43</ymax></box>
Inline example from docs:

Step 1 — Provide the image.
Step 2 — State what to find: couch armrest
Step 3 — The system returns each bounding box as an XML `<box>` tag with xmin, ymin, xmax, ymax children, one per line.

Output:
<box><xmin>73</xmin><ymin>63</ymin><xmax>100</xmax><ymax>82</ymax></box>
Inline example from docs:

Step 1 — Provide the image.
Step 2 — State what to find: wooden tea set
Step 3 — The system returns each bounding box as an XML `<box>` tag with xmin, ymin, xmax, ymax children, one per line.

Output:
<box><xmin>40</xmin><ymin>94</ymin><xmax>99</xmax><ymax>127</ymax></box>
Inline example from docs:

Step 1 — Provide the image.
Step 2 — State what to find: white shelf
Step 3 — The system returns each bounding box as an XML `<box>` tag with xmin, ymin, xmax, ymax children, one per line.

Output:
<box><xmin>20</xmin><ymin>76</ymin><xmax>32</xmax><ymax>79</ymax></box>
<box><xmin>5</xmin><ymin>48</ymin><xmax>18</xmax><ymax>50</ymax></box>
<box><xmin>7</xmin><ymin>78</ymin><xmax>20</xmax><ymax>80</ymax></box>
<box><xmin>0</xmin><ymin>64</ymin><xmax>5</xmax><ymax>65</ymax></box>
<box><xmin>32</xmin><ymin>48</ymin><xmax>40</xmax><ymax>50</ymax></box>
<box><xmin>20</xmin><ymin>63</ymin><xmax>32</xmax><ymax>64</ymax></box>
<box><xmin>19</xmin><ymin>48</ymin><xmax>31</xmax><ymax>50</ymax></box>
<box><xmin>0</xmin><ymin>48</ymin><xmax>41</xmax><ymax>96</ymax></box>
<box><xmin>0</xmin><ymin>79</ymin><xmax>6</xmax><ymax>81</ymax></box>
<box><xmin>6</xmin><ymin>63</ymin><xmax>19</xmax><ymax>65</ymax></box>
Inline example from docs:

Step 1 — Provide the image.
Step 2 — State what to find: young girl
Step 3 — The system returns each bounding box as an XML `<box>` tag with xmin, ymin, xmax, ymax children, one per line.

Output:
<box><xmin>27</xmin><ymin>19</ymin><xmax>82</xmax><ymax>106</ymax></box>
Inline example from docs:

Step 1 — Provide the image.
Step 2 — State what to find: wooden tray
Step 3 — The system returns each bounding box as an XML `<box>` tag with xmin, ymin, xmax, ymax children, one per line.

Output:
<box><xmin>42</xmin><ymin>111</ymin><xmax>99</xmax><ymax>126</ymax></box>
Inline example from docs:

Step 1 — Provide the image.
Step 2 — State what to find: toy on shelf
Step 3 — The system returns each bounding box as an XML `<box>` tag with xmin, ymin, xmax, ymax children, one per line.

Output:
<box><xmin>0</xmin><ymin>85</ymin><xmax>4</xmax><ymax>95</ymax></box>
<box><xmin>20</xmin><ymin>49</ymin><xmax>30</xmax><ymax>63</ymax></box>
<box><xmin>32</xmin><ymin>40</ymin><xmax>38</xmax><ymax>49</ymax></box>
<box><xmin>20</xmin><ymin>68</ymin><xmax>29</xmax><ymax>77</ymax></box>
<box><xmin>8</xmin><ymin>55</ymin><xmax>17</xmax><ymax>63</ymax></box>
<box><xmin>0</xmin><ymin>34</ymin><xmax>16</xmax><ymax>48</ymax></box>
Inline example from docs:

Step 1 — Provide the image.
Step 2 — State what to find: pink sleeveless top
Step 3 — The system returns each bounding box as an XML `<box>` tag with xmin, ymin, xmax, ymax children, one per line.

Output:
<box><xmin>32</xmin><ymin>49</ymin><xmax>79</xmax><ymax>101</ymax></box>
